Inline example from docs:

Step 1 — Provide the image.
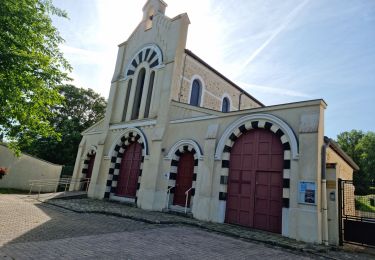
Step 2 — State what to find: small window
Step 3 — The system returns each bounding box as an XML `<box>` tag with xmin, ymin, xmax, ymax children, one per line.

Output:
<box><xmin>190</xmin><ymin>79</ymin><xmax>202</xmax><ymax>106</ymax></box>
<box><xmin>144</xmin><ymin>71</ymin><xmax>155</xmax><ymax>118</ymax></box>
<box><xmin>122</xmin><ymin>79</ymin><xmax>132</xmax><ymax>121</ymax></box>
<box><xmin>131</xmin><ymin>68</ymin><xmax>146</xmax><ymax>120</ymax></box>
<box><xmin>222</xmin><ymin>97</ymin><xmax>230</xmax><ymax>112</ymax></box>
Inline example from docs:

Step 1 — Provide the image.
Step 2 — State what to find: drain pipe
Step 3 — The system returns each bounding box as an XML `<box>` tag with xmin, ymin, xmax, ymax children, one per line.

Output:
<box><xmin>321</xmin><ymin>138</ymin><xmax>330</xmax><ymax>246</ymax></box>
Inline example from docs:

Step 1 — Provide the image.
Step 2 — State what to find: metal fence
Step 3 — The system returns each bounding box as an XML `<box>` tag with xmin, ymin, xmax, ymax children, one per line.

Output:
<box><xmin>29</xmin><ymin>178</ymin><xmax>90</xmax><ymax>198</ymax></box>
<box><xmin>339</xmin><ymin>179</ymin><xmax>375</xmax><ymax>247</ymax></box>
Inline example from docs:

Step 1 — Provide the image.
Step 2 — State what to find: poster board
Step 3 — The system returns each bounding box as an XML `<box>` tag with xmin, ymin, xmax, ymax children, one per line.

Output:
<box><xmin>299</xmin><ymin>181</ymin><xmax>316</xmax><ymax>205</ymax></box>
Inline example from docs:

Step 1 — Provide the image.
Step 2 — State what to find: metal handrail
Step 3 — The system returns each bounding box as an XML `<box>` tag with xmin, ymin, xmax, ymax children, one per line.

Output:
<box><xmin>29</xmin><ymin>178</ymin><xmax>91</xmax><ymax>198</ymax></box>
<box><xmin>184</xmin><ymin>187</ymin><xmax>192</xmax><ymax>214</ymax></box>
<box><xmin>166</xmin><ymin>186</ymin><xmax>174</xmax><ymax>209</ymax></box>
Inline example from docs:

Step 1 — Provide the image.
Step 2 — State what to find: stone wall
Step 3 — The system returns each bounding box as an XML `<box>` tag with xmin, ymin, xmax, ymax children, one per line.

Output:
<box><xmin>175</xmin><ymin>54</ymin><xmax>261</xmax><ymax>111</ymax></box>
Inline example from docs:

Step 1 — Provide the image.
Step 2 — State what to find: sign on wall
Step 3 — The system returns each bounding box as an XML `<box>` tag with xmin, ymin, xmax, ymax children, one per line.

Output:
<box><xmin>299</xmin><ymin>181</ymin><xmax>316</xmax><ymax>204</ymax></box>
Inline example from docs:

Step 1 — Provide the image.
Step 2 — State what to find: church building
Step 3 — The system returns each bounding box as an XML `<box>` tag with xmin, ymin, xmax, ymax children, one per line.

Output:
<box><xmin>70</xmin><ymin>0</ymin><xmax>358</xmax><ymax>245</ymax></box>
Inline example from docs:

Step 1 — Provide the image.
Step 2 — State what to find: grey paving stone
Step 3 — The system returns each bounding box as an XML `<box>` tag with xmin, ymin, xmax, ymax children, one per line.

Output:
<box><xmin>0</xmin><ymin>194</ymin><xmax>374</xmax><ymax>260</ymax></box>
<box><xmin>1</xmin><ymin>226</ymin><xmax>312</xmax><ymax>260</ymax></box>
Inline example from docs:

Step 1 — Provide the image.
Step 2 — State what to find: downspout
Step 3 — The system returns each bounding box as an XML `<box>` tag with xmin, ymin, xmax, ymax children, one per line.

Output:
<box><xmin>321</xmin><ymin>138</ymin><xmax>330</xmax><ymax>246</ymax></box>
<box><xmin>238</xmin><ymin>92</ymin><xmax>244</xmax><ymax>110</ymax></box>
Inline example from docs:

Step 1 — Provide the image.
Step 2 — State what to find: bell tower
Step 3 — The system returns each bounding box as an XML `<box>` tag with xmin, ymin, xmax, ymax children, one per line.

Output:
<box><xmin>142</xmin><ymin>0</ymin><xmax>167</xmax><ymax>30</ymax></box>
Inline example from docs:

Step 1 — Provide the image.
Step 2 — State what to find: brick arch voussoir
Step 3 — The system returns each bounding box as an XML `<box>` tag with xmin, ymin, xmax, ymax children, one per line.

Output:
<box><xmin>81</xmin><ymin>148</ymin><xmax>96</xmax><ymax>179</ymax></box>
<box><xmin>219</xmin><ymin>120</ymin><xmax>291</xmax><ymax>208</ymax></box>
<box><xmin>168</xmin><ymin>144</ymin><xmax>199</xmax><ymax>198</ymax></box>
<box><xmin>104</xmin><ymin>131</ymin><xmax>145</xmax><ymax>200</ymax></box>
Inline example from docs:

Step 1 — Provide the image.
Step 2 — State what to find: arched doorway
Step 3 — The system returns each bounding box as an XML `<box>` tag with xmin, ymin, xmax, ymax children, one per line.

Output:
<box><xmin>173</xmin><ymin>152</ymin><xmax>195</xmax><ymax>207</ymax></box>
<box><xmin>82</xmin><ymin>154</ymin><xmax>95</xmax><ymax>191</ymax></box>
<box><xmin>116</xmin><ymin>142</ymin><xmax>142</xmax><ymax>197</ymax></box>
<box><xmin>225</xmin><ymin>128</ymin><xmax>284</xmax><ymax>233</ymax></box>
<box><xmin>86</xmin><ymin>155</ymin><xmax>95</xmax><ymax>180</ymax></box>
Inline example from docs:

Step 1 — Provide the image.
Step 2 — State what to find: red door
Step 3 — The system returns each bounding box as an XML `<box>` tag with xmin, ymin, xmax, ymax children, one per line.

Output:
<box><xmin>226</xmin><ymin>128</ymin><xmax>283</xmax><ymax>233</ymax></box>
<box><xmin>116</xmin><ymin>142</ymin><xmax>142</xmax><ymax>197</ymax></box>
<box><xmin>173</xmin><ymin>152</ymin><xmax>194</xmax><ymax>207</ymax></box>
<box><xmin>86</xmin><ymin>155</ymin><xmax>95</xmax><ymax>179</ymax></box>
<box><xmin>82</xmin><ymin>155</ymin><xmax>95</xmax><ymax>191</ymax></box>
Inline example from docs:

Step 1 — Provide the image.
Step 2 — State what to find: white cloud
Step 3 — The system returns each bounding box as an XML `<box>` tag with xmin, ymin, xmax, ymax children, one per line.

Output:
<box><xmin>237</xmin><ymin>0</ymin><xmax>310</xmax><ymax>75</ymax></box>
<box><xmin>238</xmin><ymin>81</ymin><xmax>311</xmax><ymax>98</ymax></box>
<box><xmin>58</xmin><ymin>0</ymin><xmax>224</xmax><ymax>98</ymax></box>
<box><xmin>61</xmin><ymin>45</ymin><xmax>107</xmax><ymax>65</ymax></box>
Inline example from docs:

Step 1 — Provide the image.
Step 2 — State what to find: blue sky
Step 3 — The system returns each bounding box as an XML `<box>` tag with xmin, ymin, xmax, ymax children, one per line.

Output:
<box><xmin>52</xmin><ymin>0</ymin><xmax>375</xmax><ymax>138</ymax></box>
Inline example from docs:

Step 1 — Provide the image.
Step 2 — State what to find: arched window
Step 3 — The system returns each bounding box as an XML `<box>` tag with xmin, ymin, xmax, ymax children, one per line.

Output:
<box><xmin>190</xmin><ymin>79</ymin><xmax>202</xmax><ymax>106</ymax></box>
<box><xmin>131</xmin><ymin>68</ymin><xmax>146</xmax><ymax>120</ymax></box>
<box><xmin>122</xmin><ymin>79</ymin><xmax>132</xmax><ymax>121</ymax></box>
<box><xmin>222</xmin><ymin>97</ymin><xmax>230</xmax><ymax>112</ymax></box>
<box><xmin>144</xmin><ymin>71</ymin><xmax>155</xmax><ymax>118</ymax></box>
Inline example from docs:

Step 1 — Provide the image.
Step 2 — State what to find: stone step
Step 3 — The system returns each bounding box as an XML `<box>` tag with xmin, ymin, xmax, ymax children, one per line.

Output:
<box><xmin>163</xmin><ymin>207</ymin><xmax>193</xmax><ymax>218</ymax></box>
<box><xmin>49</xmin><ymin>191</ymin><xmax>88</xmax><ymax>200</ymax></box>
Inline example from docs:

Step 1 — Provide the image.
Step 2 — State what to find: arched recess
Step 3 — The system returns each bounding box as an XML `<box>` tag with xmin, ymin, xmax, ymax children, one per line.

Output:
<box><xmin>222</xmin><ymin>97</ymin><xmax>230</xmax><ymax>112</ymax></box>
<box><xmin>165</xmin><ymin>140</ymin><xmax>203</xmax><ymax>208</ymax></box>
<box><xmin>144</xmin><ymin>71</ymin><xmax>155</xmax><ymax>118</ymax></box>
<box><xmin>188</xmin><ymin>75</ymin><xmax>205</xmax><ymax>107</ymax></box>
<box><xmin>81</xmin><ymin>145</ymin><xmax>97</xmax><ymax>191</ymax></box>
<box><xmin>131</xmin><ymin>68</ymin><xmax>147</xmax><ymax>119</ymax></box>
<box><xmin>81</xmin><ymin>146</ymin><xmax>97</xmax><ymax>177</ymax></box>
<box><xmin>104</xmin><ymin>128</ymin><xmax>148</xmax><ymax>200</ymax></box>
<box><xmin>215</xmin><ymin>113</ymin><xmax>299</xmax><ymax>209</ymax></box>
<box><xmin>124</xmin><ymin>44</ymin><xmax>163</xmax><ymax>79</ymax></box>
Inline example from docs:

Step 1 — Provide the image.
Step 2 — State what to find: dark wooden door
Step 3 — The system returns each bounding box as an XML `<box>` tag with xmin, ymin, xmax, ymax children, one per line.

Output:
<box><xmin>173</xmin><ymin>152</ymin><xmax>195</xmax><ymax>207</ymax></box>
<box><xmin>82</xmin><ymin>155</ymin><xmax>95</xmax><ymax>191</ymax></box>
<box><xmin>226</xmin><ymin>128</ymin><xmax>283</xmax><ymax>233</ymax></box>
<box><xmin>86</xmin><ymin>155</ymin><xmax>95</xmax><ymax>179</ymax></box>
<box><xmin>116</xmin><ymin>142</ymin><xmax>142</xmax><ymax>197</ymax></box>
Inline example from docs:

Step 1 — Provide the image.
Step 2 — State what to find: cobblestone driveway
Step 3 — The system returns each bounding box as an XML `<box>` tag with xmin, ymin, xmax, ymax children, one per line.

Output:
<box><xmin>0</xmin><ymin>194</ymin><xmax>316</xmax><ymax>260</ymax></box>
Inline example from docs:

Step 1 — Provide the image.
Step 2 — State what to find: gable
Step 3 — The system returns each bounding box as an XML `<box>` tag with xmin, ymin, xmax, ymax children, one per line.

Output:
<box><xmin>82</xmin><ymin>119</ymin><xmax>106</xmax><ymax>135</ymax></box>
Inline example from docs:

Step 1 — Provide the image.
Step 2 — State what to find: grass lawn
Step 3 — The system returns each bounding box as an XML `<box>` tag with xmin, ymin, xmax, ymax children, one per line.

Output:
<box><xmin>355</xmin><ymin>195</ymin><xmax>375</xmax><ymax>213</ymax></box>
<box><xmin>0</xmin><ymin>188</ymin><xmax>30</xmax><ymax>194</ymax></box>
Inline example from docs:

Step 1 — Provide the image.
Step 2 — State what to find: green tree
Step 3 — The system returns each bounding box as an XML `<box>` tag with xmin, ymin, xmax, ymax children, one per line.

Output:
<box><xmin>357</xmin><ymin>132</ymin><xmax>375</xmax><ymax>182</ymax></box>
<box><xmin>336</xmin><ymin>130</ymin><xmax>365</xmax><ymax>164</ymax></box>
<box><xmin>0</xmin><ymin>0</ymin><xmax>71</xmax><ymax>152</ymax></box>
<box><xmin>20</xmin><ymin>85</ymin><xmax>107</xmax><ymax>169</ymax></box>
<box><xmin>337</xmin><ymin>130</ymin><xmax>375</xmax><ymax>194</ymax></box>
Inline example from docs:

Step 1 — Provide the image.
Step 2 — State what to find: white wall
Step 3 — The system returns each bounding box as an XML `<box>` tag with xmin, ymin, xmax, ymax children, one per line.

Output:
<box><xmin>0</xmin><ymin>145</ymin><xmax>62</xmax><ymax>192</ymax></box>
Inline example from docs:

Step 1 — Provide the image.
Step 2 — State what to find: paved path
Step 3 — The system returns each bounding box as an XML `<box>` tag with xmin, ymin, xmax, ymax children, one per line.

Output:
<box><xmin>38</xmin><ymin>195</ymin><xmax>323</xmax><ymax>252</ymax></box>
<box><xmin>0</xmin><ymin>194</ymin><xmax>315</xmax><ymax>259</ymax></box>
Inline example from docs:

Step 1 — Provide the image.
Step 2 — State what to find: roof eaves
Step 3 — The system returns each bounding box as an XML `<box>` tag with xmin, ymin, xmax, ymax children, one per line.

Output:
<box><xmin>324</xmin><ymin>136</ymin><xmax>360</xmax><ymax>171</ymax></box>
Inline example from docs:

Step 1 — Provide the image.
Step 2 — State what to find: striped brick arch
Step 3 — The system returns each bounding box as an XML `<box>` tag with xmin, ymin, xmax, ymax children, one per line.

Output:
<box><xmin>124</xmin><ymin>44</ymin><xmax>163</xmax><ymax>79</ymax></box>
<box><xmin>104</xmin><ymin>129</ymin><xmax>148</xmax><ymax>200</ymax></box>
<box><xmin>215</xmin><ymin>114</ymin><xmax>299</xmax><ymax>209</ymax></box>
<box><xmin>165</xmin><ymin>140</ymin><xmax>203</xmax><ymax>205</ymax></box>
<box><xmin>81</xmin><ymin>146</ymin><xmax>97</xmax><ymax>184</ymax></box>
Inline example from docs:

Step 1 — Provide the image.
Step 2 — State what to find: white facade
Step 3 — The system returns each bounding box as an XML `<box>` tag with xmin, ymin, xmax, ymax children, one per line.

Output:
<box><xmin>71</xmin><ymin>0</ymin><xmax>357</xmax><ymax>245</ymax></box>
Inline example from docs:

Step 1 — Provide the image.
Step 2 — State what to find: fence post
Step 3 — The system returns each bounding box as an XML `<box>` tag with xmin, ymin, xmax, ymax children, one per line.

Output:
<box><xmin>29</xmin><ymin>183</ymin><xmax>33</xmax><ymax>195</ymax></box>
<box><xmin>38</xmin><ymin>185</ymin><xmax>41</xmax><ymax>199</ymax></box>
<box><xmin>338</xmin><ymin>178</ymin><xmax>343</xmax><ymax>246</ymax></box>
